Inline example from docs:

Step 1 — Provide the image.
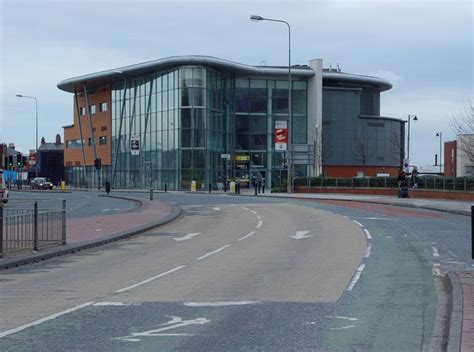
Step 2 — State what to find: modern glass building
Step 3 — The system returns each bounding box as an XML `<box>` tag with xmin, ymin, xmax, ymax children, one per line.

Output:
<box><xmin>58</xmin><ymin>56</ymin><xmax>403</xmax><ymax>190</ymax></box>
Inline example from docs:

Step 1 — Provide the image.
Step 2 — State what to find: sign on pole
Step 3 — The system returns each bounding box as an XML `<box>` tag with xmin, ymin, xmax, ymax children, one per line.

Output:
<box><xmin>274</xmin><ymin>120</ymin><xmax>288</xmax><ymax>151</ymax></box>
<box><xmin>131</xmin><ymin>135</ymin><xmax>140</xmax><ymax>156</ymax></box>
<box><xmin>221</xmin><ymin>153</ymin><xmax>231</xmax><ymax>159</ymax></box>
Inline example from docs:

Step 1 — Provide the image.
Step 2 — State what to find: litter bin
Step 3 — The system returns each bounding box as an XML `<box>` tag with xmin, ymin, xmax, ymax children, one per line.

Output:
<box><xmin>105</xmin><ymin>181</ymin><xmax>111</xmax><ymax>195</ymax></box>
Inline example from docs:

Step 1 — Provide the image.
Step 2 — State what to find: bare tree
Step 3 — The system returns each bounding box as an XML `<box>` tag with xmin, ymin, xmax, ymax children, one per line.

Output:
<box><xmin>450</xmin><ymin>97</ymin><xmax>474</xmax><ymax>165</ymax></box>
<box><xmin>354</xmin><ymin>134</ymin><xmax>368</xmax><ymax>175</ymax></box>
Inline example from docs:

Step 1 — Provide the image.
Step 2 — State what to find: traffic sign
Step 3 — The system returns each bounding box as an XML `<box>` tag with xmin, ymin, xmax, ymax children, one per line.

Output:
<box><xmin>131</xmin><ymin>135</ymin><xmax>140</xmax><ymax>155</ymax></box>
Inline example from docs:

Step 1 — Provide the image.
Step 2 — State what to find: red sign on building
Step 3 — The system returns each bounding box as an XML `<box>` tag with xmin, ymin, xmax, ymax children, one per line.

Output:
<box><xmin>274</xmin><ymin>121</ymin><xmax>288</xmax><ymax>151</ymax></box>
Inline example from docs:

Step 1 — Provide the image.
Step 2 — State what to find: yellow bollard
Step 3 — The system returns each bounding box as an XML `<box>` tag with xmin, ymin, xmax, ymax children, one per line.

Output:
<box><xmin>230</xmin><ymin>181</ymin><xmax>236</xmax><ymax>193</ymax></box>
<box><xmin>60</xmin><ymin>181</ymin><xmax>66</xmax><ymax>192</ymax></box>
<box><xmin>191</xmin><ymin>180</ymin><xmax>196</xmax><ymax>192</ymax></box>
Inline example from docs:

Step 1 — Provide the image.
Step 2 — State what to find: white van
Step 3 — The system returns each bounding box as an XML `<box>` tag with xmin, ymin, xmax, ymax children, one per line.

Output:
<box><xmin>0</xmin><ymin>170</ymin><xmax>9</xmax><ymax>203</ymax></box>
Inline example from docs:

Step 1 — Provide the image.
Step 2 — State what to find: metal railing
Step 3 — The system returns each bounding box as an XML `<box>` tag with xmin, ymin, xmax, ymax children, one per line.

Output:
<box><xmin>294</xmin><ymin>177</ymin><xmax>474</xmax><ymax>191</ymax></box>
<box><xmin>0</xmin><ymin>200</ymin><xmax>66</xmax><ymax>257</ymax></box>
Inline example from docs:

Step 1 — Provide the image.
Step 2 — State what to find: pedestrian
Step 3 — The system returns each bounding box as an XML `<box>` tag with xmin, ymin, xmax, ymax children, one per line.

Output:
<box><xmin>411</xmin><ymin>167</ymin><xmax>419</xmax><ymax>188</ymax></box>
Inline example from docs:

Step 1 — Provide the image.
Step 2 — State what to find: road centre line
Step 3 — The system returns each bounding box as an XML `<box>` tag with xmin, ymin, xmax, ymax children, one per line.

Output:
<box><xmin>240</xmin><ymin>206</ymin><xmax>249</xmax><ymax>211</ymax></box>
<box><xmin>365</xmin><ymin>243</ymin><xmax>372</xmax><ymax>258</ymax></box>
<box><xmin>0</xmin><ymin>301</ymin><xmax>95</xmax><ymax>338</ymax></box>
<box><xmin>250</xmin><ymin>210</ymin><xmax>258</xmax><ymax>215</ymax></box>
<box><xmin>196</xmin><ymin>245</ymin><xmax>230</xmax><ymax>261</ymax></box>
<box><xmin>238</xmin><ymin>231</ymin><xmax>256</xmax><ymax>241</ymax></box>
<box><xmin>363</xmin><ymin>229</ymin><xmax>372</xmax><ymax>240</ymax></box>
<box><xmin>347</xmin><ymin>264</ymin><xmax>365</xmax><ymax>291</ymax></box>
<box><xmin>256</xmin><ymin>215</ymin><xmax>262</xmax><ymax>220</ymax></box>
<box><xmin>432</xmin><ymin>246</ymin><xmax>440</xmax><ymax>257</ymax></box>
<box><xmin>352</xmin><ymin>220</ymin><xmax>364</xmax><ymax>227</ymax></box>
<box><xmin>116</xmin><ymin>266</ymin><xmax>186</xmax><ymax>293</ymax></box>
<box><xmin>256</xmin><ymin>220</ymin><xmax>263</xmax><ymax>229</ymax></box>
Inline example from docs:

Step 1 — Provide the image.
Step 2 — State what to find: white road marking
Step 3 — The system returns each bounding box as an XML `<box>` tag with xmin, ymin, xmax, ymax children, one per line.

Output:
<box><xmin>361</xmin><ymin>217</ymin><xmax>391</xmax><ymax>221</ymax></box>
<box><xmin>256</xmin><ymin>215</ymin><xmax>262</xmax><ymax>220</ymax></box>
<box><xmin>330</xmin><ymin>325</ymin><xmax>356</xmax><ymax>330</ymax></box>
<box><xmin>432</xmin><ymin>246</ymin><xmax>440</xmax><ymax>257</ymax></box>
<box><xmin>174</xmin><ymin>233</ymin><xmax>201</xmax><ymax>242</ymax></box>
<box><xmin>184</xmin><ymin>301</ymin><xmax>260</xmax><ymax>307</ymax></box>
<box><xmin>116</xmin><ymin>316</ymin><xmax>211</xmax><ymax>341</ymax></box>
<box><xmin>352</xmin><ymin>220</ymin><xmax>364</xmax><ymax>227</ymax></box>
<box><xmin>240</xmin><ymin>206</ymin><xmax>249</xmax><ymax>211</ymax></box>
<box><xmin>289</xmin><ymin>231</ymin><xmax>312</xmax><ymax>240</ymax></box>
<box><xmin>101</xmin><ymin>208</ymin><xmax>110</xmax><ymax>212</ymax></box>
<box><xmin>326</xmin><ymin>316</ymin><xmax>359</xmax><ymax>321</ymax></box>
<box><xmin>96</xmin><ymin>229</ymin><xmax>101</xmax><ymax>232</ymax></box>
<box><xmin>365</xmin><ymin>243</ymin><xmax>372</xmax><ymax>258</ymax></box>
<box><xmin>432</xmin><ymin>263</ymin><xmax>442</xmax><ymax>276</ymax></box>
<box><xmin>347</xmin><ymin>264</ymin><xmax>366</xmax><ymax>291</ymax></box>
<box><xmin>93</xmin><ymin>302</ymin><xmax>137</xmax><ymax>306</ymax></box>
<box><xmin>256</xmin><ymin>220</ymin><xmax>263</xmax><ymax>229</ymax></box>
<box><xmin>0</xmin><ymin>301</ymin><xmax>95</xmax><ymax>338</ymax></box>
<box><xmin>196</xmin><ymin>245</ymin><xmax>230</xmax><ymax>261</ymax></box>
<box><xmin>363</xmin><ymin>229</ymin><xmax>372</xmax><ymax>240</ymax></box>
<box><xmin>213</xmin><ymin>207</ymin><xmax>221</xmax><ymax>211</ymax></box>
<box><xmin>250</xmin><ymin>210</ymin><xmax>258</xmax><ymax>215</ymax></box>
<box><xmin>238</xmin><ymin>231</ymin><xmax>256</xmax><ymax>241</ymax></box>
<box><xmin>116</xmin><ymin>266</ymin><xmax>186</xmax><ymax>293</ymax></box>
<box><xmin>113</xmin><ymin>208</ymin><xmax>121</xmax><ymax>211</ymax></box>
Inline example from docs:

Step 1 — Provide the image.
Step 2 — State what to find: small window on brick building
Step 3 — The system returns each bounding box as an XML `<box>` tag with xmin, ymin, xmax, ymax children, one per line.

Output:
<box><xmin>89</xmin><ymin>104</ymin><xmax>96</xmax><ymax>114</ymax></box>
<box><xmin>79</xmin><ymin>107</ymin><xmax>86</xmax><ymax>116</ymax></box>
<box><xmin>88</xmin><ymin>138</ymin><xmax>95</xmax><ymax>146</ymax></box>
<box><xmin>99</xmin><ymin>102</ymin><xmax>107</xmax><ymax>112</ymax></box>
<box><xmin>75</xmin><ymin>161</ymin><xmax>80</xmax><ymax>166</ymax></box>
<box><xmin>66</xmin><ymin>162</ymin><xmax>73</xmax><ymax>166</ymax></box>
<box><xmin>101</xmin><ymin>126</ymin><xmax>107</xmax><ymax>131</ymax></box>
<box><xmin>99</xmin><ymin>136</ymin><xmax>107</xmax><ymax>145</ymax></box>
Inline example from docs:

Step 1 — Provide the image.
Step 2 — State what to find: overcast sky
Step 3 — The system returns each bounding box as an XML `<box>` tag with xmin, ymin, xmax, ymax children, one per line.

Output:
<box><xmin>1</xmin><ymin>0</ymin><xmax>472</xmax><ymax>169</ymax></box>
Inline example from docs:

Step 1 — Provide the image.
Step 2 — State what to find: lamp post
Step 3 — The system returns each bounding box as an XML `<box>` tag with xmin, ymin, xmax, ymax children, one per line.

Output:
<box><xmin>407</xmin><ymin>114</ymin><xmax>417</xmax><ymax>160</ymax></box>
<box><xmin>16</xmin><ymin>94</ymin><xmax>38</xmax><ymax>177</ymax></box>
<box><xmin>250</xmin><ymin>14</ymin><xmax>292</xmax><ymax>193</ymax></box>
<box><xmin>436</xmin><ymin>132</ymin><xmax>443</xmax><ymax>174</ymax></box>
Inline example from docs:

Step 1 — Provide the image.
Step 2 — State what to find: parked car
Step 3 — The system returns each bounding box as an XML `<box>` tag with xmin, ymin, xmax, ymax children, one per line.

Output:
<box><xmin>0</xmin><ymin>170</ymin><xmax>8</xmax><ymax>203</ymax></box>
<box><xmin>31</xmin><ymin>177</ymin><xmax>54</xmax><ymax>190</ymax></box>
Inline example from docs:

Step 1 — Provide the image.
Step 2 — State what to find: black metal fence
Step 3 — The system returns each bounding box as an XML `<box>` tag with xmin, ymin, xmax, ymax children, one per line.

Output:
<box><xmin>294</xmin><ymin>177</ymin><xmax>474</xmax><ymax>191</ymax></box>
<box><xmin>0</xmin><ymin>200</ymin><xmax>66</xmax><ymax>257</ymax></box>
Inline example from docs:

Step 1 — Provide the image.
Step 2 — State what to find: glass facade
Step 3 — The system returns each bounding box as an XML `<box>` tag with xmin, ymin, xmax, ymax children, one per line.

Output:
<box><xmin>111</xmin><ymin>66</ymin><xmax>234</xmax><ymax>190</ymax></box>
<box><xmin>109</xmin><ymin>67</ymin><xmax>307</xmax><ymax>190</ymax></box>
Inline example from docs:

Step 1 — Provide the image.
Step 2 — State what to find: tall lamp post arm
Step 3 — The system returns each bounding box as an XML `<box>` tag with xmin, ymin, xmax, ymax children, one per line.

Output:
<box><xmin>16</xmin><ymin>94</ymin><xmax>39</xmax><ymax>177</ymax></box>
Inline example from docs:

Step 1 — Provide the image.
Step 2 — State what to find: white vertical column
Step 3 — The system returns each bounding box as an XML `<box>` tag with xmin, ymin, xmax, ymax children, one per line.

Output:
<box><xmin>308</xmin><ymin>58</ymin><xmax>323</xmax><ymax>176</ymax></box>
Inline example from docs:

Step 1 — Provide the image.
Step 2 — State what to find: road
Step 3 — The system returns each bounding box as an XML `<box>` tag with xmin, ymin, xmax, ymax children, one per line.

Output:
<box><xmin>6</xmin><ymin>190</ymin><xmax>136</xmax><ymax>218</ymax></box>
<box><xmin>0</xmin><ymin>192</ymin><xmax>470</xmax><ymax>351</ymax></box>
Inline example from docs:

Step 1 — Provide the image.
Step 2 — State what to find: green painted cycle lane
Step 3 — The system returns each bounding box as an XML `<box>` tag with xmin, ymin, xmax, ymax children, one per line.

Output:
<box><xmin>320</xmin><ymin>220</ymin><xmax>438</xmax><ymax>351</ymax></box>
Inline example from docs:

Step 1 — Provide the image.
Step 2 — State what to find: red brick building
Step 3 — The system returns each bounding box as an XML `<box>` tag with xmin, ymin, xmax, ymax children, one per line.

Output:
<box><xmin>444</xmin><ymin>140</ymin><xmax>457</xmax><ymax>177</ymax></box>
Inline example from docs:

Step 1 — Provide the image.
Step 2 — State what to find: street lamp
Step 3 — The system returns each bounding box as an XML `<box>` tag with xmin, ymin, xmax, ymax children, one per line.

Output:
<box><xmin>407</xmin><ymin>114</ymin><xmax>418</xmax><ymax>160</ymax></box>
<box><xmin>436</xmin><ymin>132</ymin><xmax>443</xmax><ymax>174</ymax></box>
<box><xmin>16</xmin><ymin>94</ymin><xmax>38</xmax><ymax>177</ymax></box>
<box><xmin>250</xmin><ymin>14</ymin><xmax>292</xmax><ymax>193</ymax></box>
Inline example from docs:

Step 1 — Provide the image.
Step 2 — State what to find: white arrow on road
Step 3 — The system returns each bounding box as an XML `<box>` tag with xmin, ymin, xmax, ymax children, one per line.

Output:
<box><xmin>174</xmin><ymin>233</ymin><xmax>201</xmax><ymax>242</ymax></box>
<box><xmin>289</xmin><ymin>231</ymin><xmax>312</xmax><ymax>240</ymax></box>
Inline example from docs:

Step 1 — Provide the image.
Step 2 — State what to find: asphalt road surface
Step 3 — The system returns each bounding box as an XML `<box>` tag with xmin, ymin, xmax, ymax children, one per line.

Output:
<box><xmin>0</xmin><ymin>192</ymin><xmax>470</xmax><ymax>351</ymax></box>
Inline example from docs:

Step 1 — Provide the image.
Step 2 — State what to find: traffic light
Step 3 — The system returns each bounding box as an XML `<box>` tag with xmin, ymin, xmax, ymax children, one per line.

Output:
<box><xmin>94</xmin><ymin>158</ymin><xmax>102</xmax><ymax>170</ymax></box>
<box><xmin>8</xmin><ymin>155</ymin><xmax>13</xmax><ymax>167</ymax></box>
<box><xmin>16</xmin><ymin>153</ymin><xmax>22</xmax><ymax>167</ymax></box>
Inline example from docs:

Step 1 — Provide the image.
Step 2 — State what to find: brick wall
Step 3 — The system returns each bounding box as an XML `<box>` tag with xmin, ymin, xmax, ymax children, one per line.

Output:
<box><xmin>444</xmin><ymin>141</ymin><xmax>457</xmax><ymax>177</ymax></box>
<box><xmin>64</xmin><ymin>87</ymin><xmax>112</xmax><ymax>167</ymax></box>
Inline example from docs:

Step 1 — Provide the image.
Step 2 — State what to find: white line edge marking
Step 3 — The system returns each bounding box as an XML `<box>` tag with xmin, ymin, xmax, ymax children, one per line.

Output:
<box><xmin>433</xmin><ymin>263</ymin><xmax>442</xmax><ymax>276</ymax></box>
<box><xmin>0</xmin><ymin>302</ymin><xmax>95</xmax><ymax>338</ymax></box>
<box><xmin>365</xmin><ymin>243</ymin><xmax>372</xmax><ymax>258</ymax></box>
<box><xmin>116</xmin><ymin>266</ymin><xmax>186</xmax><ymax>293</ymax></box>
<box><xmin>184</xmin><ymin>301</ymin><xmax>260</xmax><ymax>307</ymax></box>
<box><xmin>196</xmin><ymin>245</ymin><xmax>230</xmax><ymax>261</ymax></box>
<box><xmin>256</xmin><ymin>215</ymin><xmax>262</xmax><ymax>220</ymax></box>
<box><xmin>240</xmin><ymin>206</ymin><xmax>249</xmax><ymax>211</ymax></box>
<box><xmin>432</xmin><ymin>246</ymin><xmax>440</xmax><ymax>257</ymax></box>
<box><xmin>363</xmin><ymin>229</ymin><xmax>372</xmax><ymax>240</ymax></box>
<box><xmin>256</xmin><ymin>220</ymin><xmax>263</xmax><ymax>229</ymax></box>
<box><xmin>352</xmin><ymin>220</ymin><xmax>364</xmax><ymax>227</ymax></box>
<box><xmin>347</xmin><ymin>264</ymin><xmax>365</xmax><ymax>291</ymax></box>
<box><xmin>213</xmin><ymin>207</ymin><xmax>221</xmax><ymax>211</ymax></box>
<box><xmin>326</xmin><ymin>316</ymin><xmax>359</xmax><ymax>321</ymax></box>
<box><xmin>250</xmin><ymin>210</ymin><xmax>258</xmax><ymax>215</ymax></box>
<box><xmin>238</xmin><ymin>231</ymin><xmax>256</xmax><ymax>241</ymax></box>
